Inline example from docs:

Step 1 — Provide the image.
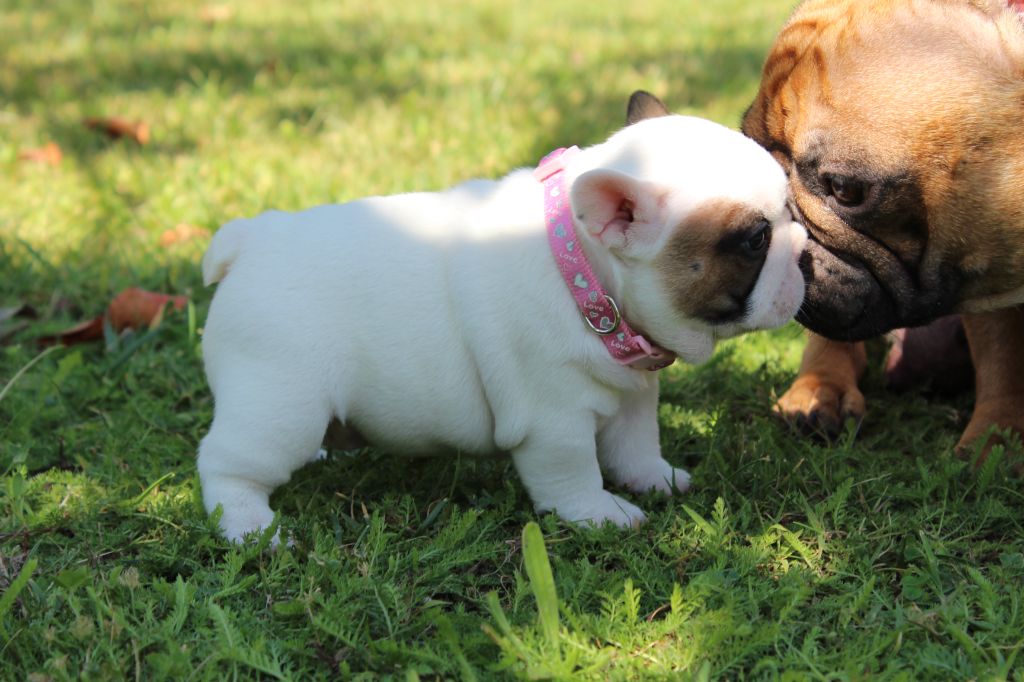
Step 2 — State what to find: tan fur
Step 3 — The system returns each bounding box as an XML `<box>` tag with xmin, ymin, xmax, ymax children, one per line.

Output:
<box><xmin>748</xmin><ymin>0</ymin><xmax>1024</xmax><ymax>305</ymax></box>
<box><xmin>656</xmin><ymin>200</ymin><xmax>766</xmax><ymax>323</ymax></box>
<box><xmin>743</xmin><ymin>0</ymin><xmax>1024</xmax><ymax>455</ymax></box>
<box><xmin>774</xmin><ymin>335</ymin><xmax>866</xmax><ymax>436</ymax></box>
<box><xmin>961</xmin><ymin>309</ymin><xmax>1024</xmax><ymax>457</ymax></box>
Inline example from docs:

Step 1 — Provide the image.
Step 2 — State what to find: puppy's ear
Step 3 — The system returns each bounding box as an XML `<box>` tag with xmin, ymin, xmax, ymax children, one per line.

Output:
<box><xmin>571</xmin><ymin>169</ymin><xmax>666</xmax><ymax>252</ymax></box>
<box><xmin>626</xmin><ymin>91</ymin><xmax>670</xmax><ymax>125</ymax></box>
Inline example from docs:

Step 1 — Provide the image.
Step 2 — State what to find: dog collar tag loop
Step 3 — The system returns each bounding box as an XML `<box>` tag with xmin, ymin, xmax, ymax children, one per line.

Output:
<box><xmin>583</xmin><ymin>294</ymin><xmax>622</xmax><ymax>335</ymax></box>
<box><xmin>537</xmin><ymin>147</ymin><xmax>676</xmax><ymax>371</ymax></box>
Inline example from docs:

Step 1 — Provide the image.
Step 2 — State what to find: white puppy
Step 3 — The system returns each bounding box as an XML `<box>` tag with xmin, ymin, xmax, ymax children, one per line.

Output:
<box><xmin>198</xmin><ymin>92</ymin><xmax>806</xmax><ymax>542</ymax></box>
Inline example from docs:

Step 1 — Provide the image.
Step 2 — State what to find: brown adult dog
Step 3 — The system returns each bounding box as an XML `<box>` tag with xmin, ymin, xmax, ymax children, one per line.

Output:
<box><xmin>740</xmin><ymin>0</ymin><xmax>1024</xmax><ymax>455</ymax></box>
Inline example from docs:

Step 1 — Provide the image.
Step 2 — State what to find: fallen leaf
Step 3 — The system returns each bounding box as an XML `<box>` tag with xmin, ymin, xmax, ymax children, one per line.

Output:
<box><xmin>106</xmin><ymin>287</ymin><xmax>187</xmax><ymax>330</ymax></box>
<box><xmin>38</xmin><ymin>288</ymin><xmax>188</xmax><ymax>347</ymax></box>
<box><xmin>38</xmin><ymin>317</ymin><xmax>104</xmax><ymax>347</ymax></box>
<box><xmin>199</xmin><ymin>4</ymin><xmax>233</xmax><ymax>22</ymax></box>
<box><xmin>17</xmin><ymin>143</ymin><xmax>62</xmax><ymax>166</ymax></box>
<box><xmin>83</xmin><ymin>117</ymin><xmax>150</xmax><ymax>145</ymax></box>
<box><xmin>159</xmin><ymin>223</ymin><xmax>211</xmax><ymax>248</ymax></box>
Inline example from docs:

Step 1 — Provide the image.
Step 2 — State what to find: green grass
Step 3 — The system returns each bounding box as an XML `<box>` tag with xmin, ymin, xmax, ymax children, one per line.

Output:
<box><xmin>2</xmin><ymin>0</ymin><xmax>1023</xmax><ymax>679</ymax></box>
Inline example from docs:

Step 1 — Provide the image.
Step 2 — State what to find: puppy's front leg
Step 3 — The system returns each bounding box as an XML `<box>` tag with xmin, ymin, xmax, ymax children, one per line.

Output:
<box><xmin>597</xmin><ymin>378</ymin><xmax>690</xmax><ymax>495</ymax></box>
<box><xmin>511</xmin><ymin>414</ymin><xmax>647</xmax><ymax>529</ymax></box>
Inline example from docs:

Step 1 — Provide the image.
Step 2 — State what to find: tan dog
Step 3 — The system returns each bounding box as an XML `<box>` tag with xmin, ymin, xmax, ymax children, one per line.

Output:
<box><xmin>741</xmin><ymin>0</ymin><xmax>1024</xmax><ymax>455</ymax></box>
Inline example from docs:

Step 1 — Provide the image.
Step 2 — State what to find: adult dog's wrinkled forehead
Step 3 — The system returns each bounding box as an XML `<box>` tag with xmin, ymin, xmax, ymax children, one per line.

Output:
<box><xmin>740</xmin><ymin>0</ymin><xmax>1024</xmax><ymax>338</ymax></box>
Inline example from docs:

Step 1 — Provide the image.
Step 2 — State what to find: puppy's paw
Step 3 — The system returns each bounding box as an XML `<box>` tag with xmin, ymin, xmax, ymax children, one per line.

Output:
<box><xmin>202</xmin><ymin>473</ymin><xmax>284</xmax><ymax>545</ymax></box>
<box><xmin>618</xmin><ymin>459</ymin><xmax>690</xmax><ymax>495</ymax></box>
<box><xmin>219</xmin><ymin>507</ymin><xmax>278</xmax><ymax>545</ymax></box>
<box><xmin>560</xmin><ymin>491</ymin><xmax>648</xmax><ymax>529</ymax></box>
<box><xmin>775</xmin><ymin>374</ymin><xmax>864</xmax><ymax>439</ymax></box>
<box><xmin>209</xmin><ymin>494</ymin><xmax>277</xmax><ymax>544</ymax></box>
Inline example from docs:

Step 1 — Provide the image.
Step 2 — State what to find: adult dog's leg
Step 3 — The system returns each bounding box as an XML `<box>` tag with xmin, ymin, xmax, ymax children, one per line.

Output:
<box><xmin>958</xmin><ymin>307</ymin><xmax>1024</xmax><ymax>462</ymax></box>
<box><xmin>776</xmin><ymin>332</ymin><xmax>867</xmax><ymax>437</ymax></box>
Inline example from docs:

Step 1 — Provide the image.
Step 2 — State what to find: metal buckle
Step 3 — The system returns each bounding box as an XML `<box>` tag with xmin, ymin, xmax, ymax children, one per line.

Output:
<box><xmin>583</xmin><ymin>295</ymin><xmax>622</xmax><ymax>335</ymax></box>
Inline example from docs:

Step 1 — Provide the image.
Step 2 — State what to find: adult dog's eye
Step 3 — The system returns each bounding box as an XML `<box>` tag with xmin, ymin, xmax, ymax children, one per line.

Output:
<box><xmin>742</xmin><ymin>220</ymin><xmax>771</xmax><ymax>255</ymax></box>
<box><xmin>826</xmin><ymin>175</ymin><xmax>868</xmax><ymax>207</ymax></box>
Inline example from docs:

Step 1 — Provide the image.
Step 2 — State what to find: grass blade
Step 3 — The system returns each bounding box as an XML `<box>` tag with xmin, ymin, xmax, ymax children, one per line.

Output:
<box><xmin>521</xmin><ymin>521</ymin><xmax>560</xmax><ymax>648</ymax></box>
<box><xmin>0</xmin><ymin>346</ymin><xmax>60</xmax><ymax>405</ymax></box>
<box><xmin>0</xmin><ymin>558</ymin><xmax>38</xmax><ymax>637</ymax></box>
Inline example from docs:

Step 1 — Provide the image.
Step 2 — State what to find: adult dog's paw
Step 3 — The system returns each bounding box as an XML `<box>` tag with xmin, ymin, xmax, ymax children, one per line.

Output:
<box><xmin>775</xmin><ymin>373</ymin><xmax>865</xmax><ymax>439</ymax></box>
<box><xmin>955</xmin><ymin>402</ymin><xmax>1024</xmax><ymax>472</ymax></box>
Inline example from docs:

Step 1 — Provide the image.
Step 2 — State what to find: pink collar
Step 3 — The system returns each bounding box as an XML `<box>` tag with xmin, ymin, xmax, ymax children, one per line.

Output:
<box><xmin>534</xmin><ymin>147</ymin><xmax>676</xmax><ymax>371</ymax></box>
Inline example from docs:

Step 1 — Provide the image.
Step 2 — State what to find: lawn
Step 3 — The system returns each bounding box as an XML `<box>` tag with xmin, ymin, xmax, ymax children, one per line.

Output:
<box><xmin>2</xmin><ymin>0</ymin><xmax>1023</xmax><ymax>679</ymax></box>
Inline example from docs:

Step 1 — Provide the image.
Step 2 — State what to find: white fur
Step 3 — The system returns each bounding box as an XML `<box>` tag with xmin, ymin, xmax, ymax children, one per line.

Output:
<box><xmin>198</xmin><ymin>115</ymin><xmax>806</xmax><ymax>542</ymax></box>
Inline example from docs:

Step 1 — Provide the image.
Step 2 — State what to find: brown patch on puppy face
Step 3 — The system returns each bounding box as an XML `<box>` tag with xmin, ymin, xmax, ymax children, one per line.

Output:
<box><xmin>656</xmin><ymin>200</ymin><xmax>772</xmax><ymax>325</ymax></box>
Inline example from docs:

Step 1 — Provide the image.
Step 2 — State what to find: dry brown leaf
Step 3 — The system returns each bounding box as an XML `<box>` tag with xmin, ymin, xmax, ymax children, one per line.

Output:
<box><xmin>83</xmin><ymin>117</ymin><xmax>150</xmax><ymax>145</ymax></box>
<box><xmin>106</xmin><ymin>287</ymin><xmax>187</xmax><ymax>330</ymax></box>
<box><xmin>38</xmin><ymin>288</ymin><xmax>188</xmax><ymax>347</ymax></box>
<box><xmin>37</xmin><ymin>317</ymin><xmax>104</xmax><ymax>347</ymax></box>
<box><xmin>199</xmin><ymin>4</ymin><xmax>233</xmax><ymax>22</ymax></box>
<box><xmin>17</xmin><ymin>143</ymin><xmax>62</xmax><ymax>166</ymax></box>
<box><xmin>159</xmin><ymin>223</ymin><xmax>211</xmax><ymax>248</ymax></box>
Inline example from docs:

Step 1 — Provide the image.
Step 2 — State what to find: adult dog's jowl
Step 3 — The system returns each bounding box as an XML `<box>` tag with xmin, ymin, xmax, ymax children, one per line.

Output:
<box><xmin>741</xmin><ymin>0</ymin><xmax>1024</xmax><ymax>455</ymax></box>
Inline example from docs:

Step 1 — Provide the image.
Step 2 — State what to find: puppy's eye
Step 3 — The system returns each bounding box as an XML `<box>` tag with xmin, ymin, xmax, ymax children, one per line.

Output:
<box><xmin>826</xmin><ymin>175</ymin><xmax>867</xmax><ymax>208</ymax></box>
<box><xmin>741</xmin><ymin>221</ymin><xmax>771</xmax><ymax>255</ymax></box>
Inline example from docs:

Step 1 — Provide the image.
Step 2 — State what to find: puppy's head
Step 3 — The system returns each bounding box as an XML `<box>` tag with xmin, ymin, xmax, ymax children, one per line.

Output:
<box><xmin>568</xmin><ymin>92</ymin><xmax>806</xmax><ymax>364</ymax></box>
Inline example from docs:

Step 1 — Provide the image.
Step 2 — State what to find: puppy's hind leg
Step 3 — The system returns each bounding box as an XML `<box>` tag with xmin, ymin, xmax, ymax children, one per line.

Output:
<box><xmin>197</xmin><ymin>377</ymin><xmax>332</xmax><ymax>543</ymax></box>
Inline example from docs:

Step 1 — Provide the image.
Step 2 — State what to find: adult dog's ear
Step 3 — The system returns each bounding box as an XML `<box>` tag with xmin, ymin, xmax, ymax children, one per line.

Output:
<box><xmin>626</xmin><ymin>91</ymin><xmax>670</xmax><ymax>125</ymax></box>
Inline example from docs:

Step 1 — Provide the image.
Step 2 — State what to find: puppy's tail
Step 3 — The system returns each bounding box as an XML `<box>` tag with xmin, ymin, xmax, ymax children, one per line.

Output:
<box><xmin>202</xmin><ymin>219</ymin><xmax>248</xmax><ymax>286</ymax></box>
